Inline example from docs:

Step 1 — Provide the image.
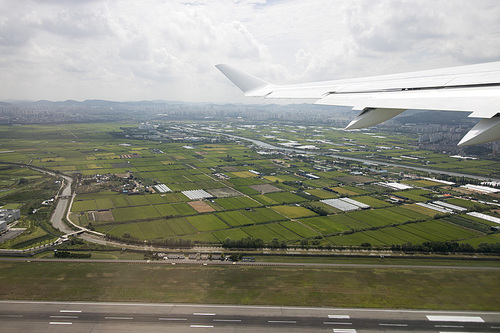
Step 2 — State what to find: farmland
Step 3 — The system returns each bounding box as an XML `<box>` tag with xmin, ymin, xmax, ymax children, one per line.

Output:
<box><xmin>0</xmin><ymin>121</ymin><xmax>499</xmax><ymax>251</ymax></box>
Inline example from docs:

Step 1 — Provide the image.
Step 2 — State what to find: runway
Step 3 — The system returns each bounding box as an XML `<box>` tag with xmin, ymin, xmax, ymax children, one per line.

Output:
<box><xmin>1</xmin><ymin>301</ymin><xmax>499</xmax><ymax>332</ymax></box>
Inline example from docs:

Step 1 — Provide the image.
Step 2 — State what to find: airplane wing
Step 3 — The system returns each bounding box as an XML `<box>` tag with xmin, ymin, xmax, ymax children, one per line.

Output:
<box><xmin>216</xmin><ymin>62</ymin><xmax>500</xmax><ymax>146</ymax></box>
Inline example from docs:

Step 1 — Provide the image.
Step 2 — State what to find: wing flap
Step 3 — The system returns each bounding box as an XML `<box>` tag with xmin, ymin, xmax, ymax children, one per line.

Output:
<box><xmin>316</xmin><ymin>87</ymin><xmax>500</xmax><ymax>118</ymax></box>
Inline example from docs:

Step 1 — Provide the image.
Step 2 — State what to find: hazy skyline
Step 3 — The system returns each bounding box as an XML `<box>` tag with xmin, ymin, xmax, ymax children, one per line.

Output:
<box><xmin>1</xmin><ymin>0</ymin><xmax>499</xmax><ymax>103</ymax></box>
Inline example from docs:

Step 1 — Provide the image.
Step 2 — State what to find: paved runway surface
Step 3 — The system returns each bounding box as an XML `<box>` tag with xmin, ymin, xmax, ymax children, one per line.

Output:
<box><xmin>1</xmin><ymin>301</ymin><xmax>499</xmax><ymax>332</ymax></box>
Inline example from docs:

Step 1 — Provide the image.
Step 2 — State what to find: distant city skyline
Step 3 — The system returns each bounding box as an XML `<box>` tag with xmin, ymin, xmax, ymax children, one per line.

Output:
<box><xmin>1</xmin><ymin>0</ymin><xmax>499</xmax><ymax>103</ymax></box>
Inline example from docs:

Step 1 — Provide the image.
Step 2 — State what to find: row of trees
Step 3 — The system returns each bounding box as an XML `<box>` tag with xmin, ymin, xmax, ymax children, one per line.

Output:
<box><xmin>54</xmin><ymin>250</ymin><xmax>91</xmax><ymax>258</ymax></box>
<box><xmin>109</xmin><ymin>232</ymin><xmax>500</xmax><ymax>254</ymax></box>
<box><xmin>390</xmin><ymin>241</ymin><xmax>500</xmax><ymax>253</ymax></box>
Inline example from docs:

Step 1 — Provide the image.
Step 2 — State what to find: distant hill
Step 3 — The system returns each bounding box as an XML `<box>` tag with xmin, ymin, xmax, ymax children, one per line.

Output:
<box><xmin>394</xmin><ymin>110</ymin><xmax>472</xmax><ymax>125</ymax></box>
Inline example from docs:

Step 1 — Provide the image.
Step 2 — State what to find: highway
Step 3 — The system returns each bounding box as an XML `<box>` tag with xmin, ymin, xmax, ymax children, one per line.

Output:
<box><xmin>0</xmin><ymin>301</ymin><xmax>499</xmax><ymax>332</ymax></box>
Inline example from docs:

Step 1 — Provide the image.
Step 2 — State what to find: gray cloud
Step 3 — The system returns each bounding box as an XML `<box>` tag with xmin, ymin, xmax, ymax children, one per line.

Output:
<box><xmin>0</xmin><ymin>0</ymin><xmax>499</xmax><ymax>102</ymax></box>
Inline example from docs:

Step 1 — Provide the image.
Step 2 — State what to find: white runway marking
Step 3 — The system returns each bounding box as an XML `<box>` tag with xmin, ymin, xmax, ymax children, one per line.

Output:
<box><xmin>49</xmin><ymin>322</ymin><xmax>72</xmax><ymax>325</ymax></box>
<box><xmin>105</xmin><ymin>316</ymin><xmax>133</xmax><ymax>320</ymax></box>
<box><xmin>268</xmin><ymin>320</ymin><xmax>296</xmax><ymax>324</ymax></box>
<box><xmin>212</xmin><ymin>319</ymin><xmax>241</xmax><ymax>322</ymax></box>
<box><xmin>379</xmin><ymin>323</ymin><xmax>408</xmax><ymax>327</ymax></box>
<box><xmin>50</xmin><ymin>315</ymin><xmax>78</xmax><ymax>319</ymax></box>
<box><xmin>427</xmin><ymin>315</ymin><xmax>484</xmax><ymax>322</ymax></box>
<box><xmin>323</xmin><ymin>322</ymin><xmax>352</xmax><ymax>325</ymax></box>
<box><xmin>332</xmin><ymin>329</ymin><xmax>356</xmax><ymax>333</ymax></box>
<box><xmin>159</xmin><ymin>318</ymin><xmax>188</xmax><ymax>321</ymax></box>
<box><xmin>60</xmin><ymin>310</ymin><xmax>82</xmax><ymax>313</ymax></box>
<box><xmin>193</xmin><ymin>313</ymin><xmax>216</xmax><ymax>316</ymax></box>
<box><xmin>435</xmin><ymin>325</ymin><xmax>464</xmax><ymax>328</ymax></box>
<box><xmin>328</xmin><ymin>315</ymin><xmax>350</xmax><ymax>319</ymax></box>
<box><xmin>190</xmin><ymin>325</ymin><xmax>214</xmax><ymax>328</ymax></box>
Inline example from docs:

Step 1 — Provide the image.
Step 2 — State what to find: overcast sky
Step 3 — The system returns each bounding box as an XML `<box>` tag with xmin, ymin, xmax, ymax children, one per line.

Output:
<box><xmin>1</xmin><ymin>0</ymin><xmax>499</xmax><ymax>103</ymax></box>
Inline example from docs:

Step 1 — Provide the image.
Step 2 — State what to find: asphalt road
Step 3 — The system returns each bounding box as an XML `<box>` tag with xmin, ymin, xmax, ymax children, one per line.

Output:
<box><xmin>0</xmin><ymin>301</ymin><xmax>499</xmax><ymax>332</ymax></box>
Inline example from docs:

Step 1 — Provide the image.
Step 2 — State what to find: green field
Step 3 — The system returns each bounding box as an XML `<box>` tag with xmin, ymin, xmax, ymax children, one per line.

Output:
<box><xmin>1</xmin><ymin>122</ymin><xmax>499</xmax><ymax>249</ymax></box>
<box><xmin>186</xmin><ymin>214</ymin><xmax>228</xmax><ymax>232</ymax></box>
<box><xmin>272</xmin><ymin>205</ymin><xmax>317</xmax><ymax>218</ymax></box>
<box><xmin>0</xmin><ymin>261</ymin><xmax>499</xmax><ymax>310</ymax></box>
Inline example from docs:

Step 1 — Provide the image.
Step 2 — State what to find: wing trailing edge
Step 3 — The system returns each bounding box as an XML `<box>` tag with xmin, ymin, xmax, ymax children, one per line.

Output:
<box><xmin>216</xmin><ymin>62</ymin><xmax>500</xmax><ymax>145</ymax></box>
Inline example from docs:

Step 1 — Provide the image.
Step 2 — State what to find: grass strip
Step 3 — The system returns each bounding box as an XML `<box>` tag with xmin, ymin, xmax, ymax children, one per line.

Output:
<box><xmin>0</xmin><ymin>261</ymin><xmax>499</xmax><ymax>310</ymax></box>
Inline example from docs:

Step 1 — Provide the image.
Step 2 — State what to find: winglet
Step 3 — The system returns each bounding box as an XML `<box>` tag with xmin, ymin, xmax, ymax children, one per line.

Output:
<box><xmin>216</xmin><ymin>64</ymin><xmax>271</xmax><ymax>96</ymax></box>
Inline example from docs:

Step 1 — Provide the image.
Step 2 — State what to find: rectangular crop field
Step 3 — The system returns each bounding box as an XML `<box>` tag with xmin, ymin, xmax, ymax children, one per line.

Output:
<box><xmin>241</xmin><ymin>225</ymin><xmax>284</xmax><ymax>242</ymax></box>
<box><xmin>216</xmin><ymin>211</ymin><xmax>255</xmax><ymax>227</ymax></box>
<box><xmin>271</xmin><ymin>205</ymin><xmax>317</xmax><ymax>218</ymax></box>
<box><xmin>185</xmin><ymin>214</ymin><xmax>228</xmax><ymax>232</ymax></box>
<box><xmin>211</xmin><ymin>228</ymin><xmax>251</xmax><ymax>242</ymax></box>
<box><xmin>214</xmin><ymin>196</ymin><xmax>262</xmax><ymax>210</ymax></box>
<box><xmin>71</xmin><ymin>200</ymin><xmax>97</xmax><ymax>212</ymax></box>
<box><xmin>299</xmin><ymin>216</ymin><xmax>350</xmax><ymax>234</ymax></box>
<box><xmin>112</xmin><ymin>206</ymin><xmax>161</xmax><ymax>222</ymax></box>
<box><xmin>263</xmin><ymin>192</ymin><xmax>307</xmax><ymax>204</ymax></box>
<box><xmin>240</xmin><ymin>207</ymin><xmax>286</xmax><ymax>223</ymax></box>
<box><xmin>392</xmin><ymin>189</ymin><xmax>431</xmax><ymax>202</ymax></box>
<box><xmin>280</xmin><ymin>221</ymin><xmax>320</xmax><ymax>238</ymax></box>
<box><xmin>354</xmin><ymin>196</ymin><xmax>391</xmax><ymax>208</ymax></box>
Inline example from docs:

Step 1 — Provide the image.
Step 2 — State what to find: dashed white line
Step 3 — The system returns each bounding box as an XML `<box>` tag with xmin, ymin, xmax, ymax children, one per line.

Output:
<box><xmin>49</xmin><ymin>322</ymin><xmax>72</xmax><ymax>325</ymax></box>
<box><xmin>190</xmin><ymin>325</ymin><xmax>214</xmax><ymax>328</ymax></box>
<box><xmin>328</xmin><ymin>315</ymin><xmax>350</xmax><ymax>319</ymax></box>
<box><xmin>105</xmin><ymin>316</ymin><xmax>133</xmax><ymax>320</ymax></box>
<box><xmin>435</xmin><ymin>324</ymin><xmax>464</xmax><ymax>328</ymax></box>
<box><xmin>212</xmin><ymin>319</ymin><xmax>242</xmax><ymax>322</ymax></box>
<box><xmin>332</xmin><ymin>329</ymin><xmax>356</xmax><ymax>333</ymax></box>
<box><xmin>323</xmin><ymin>322</ymin><xmax>352</xmax><ymax>325</ymax></box>
<box><xmin>159</xmin><ymin>318</ymin><xmax>188</xmax><ymax>321</ymax></box>
<box><xmin>426</xmin><ymin>315</ymin><xmax>484</xmax><ymax>322</ymax></box>
<box><xmin>379</xmin><ymin>323</ymin><xmax>408</xmax><ymax>327</ymax></box>
<box><xmin>193</xmin><ymin>313</ymin><xmax>216</xmax><ymax>316</ymax></box>
<box><xmin>50</xmin><ymin>315</ymin><xmax>78</xmax><ymax>319</ymax></box>
<box><xmin>268</xmin><ymin>320</ymin><xmax>297</xmax><ymax>324</ymax></box>
<box><xmin>60</xmin><ymin>310</ymin><xmax>82</xmax><ymax>313</ymax></box>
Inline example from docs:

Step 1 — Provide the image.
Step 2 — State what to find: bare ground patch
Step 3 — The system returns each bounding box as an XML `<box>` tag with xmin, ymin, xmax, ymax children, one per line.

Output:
<box><xmin>89</xmin><ymin>210</ymin><xmax>114</xmax><ymax>222</ymax></box>
<box><xmin>249</xmin><ymin>184</ymin><xmax>282</xmax><ymax>194</ymax></box>
<box><xmin>188</xmin><ymin>201</ymin><xmax>215</xmax><ymax>213</ymax></box>
<box><xmin>207</xmin><ymin>187</ymin><xmax>242</xmax><ymax>198</ymax></box>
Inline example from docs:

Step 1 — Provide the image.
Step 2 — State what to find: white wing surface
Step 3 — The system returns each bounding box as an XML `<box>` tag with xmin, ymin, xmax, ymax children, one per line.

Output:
<box><xmin>216</xmin><ymin>62</ymin><xmax>500</xmax><ymax>146</ymax></box>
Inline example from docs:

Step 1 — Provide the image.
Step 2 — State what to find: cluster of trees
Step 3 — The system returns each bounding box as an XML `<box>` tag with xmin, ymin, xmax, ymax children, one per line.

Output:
<box><xmin>107</xmin><ymin>234</ymin><xmax>193</xmax><ymax>248</ymax></box>
<box><xmin>389</xmin><ymin>241</ymin><xmax>498</xmax><ymax>253</ymax></box>
<box><xmin>302</xmin><ymin>203</ymin><xmax>328</xmax><ymax>216</ymax></box>
<box><xmin>222</xmin><ymin>237</ymin><xmax>264</xmax><ymax>249</ymax></box>
<box><xmin>54</xmin><ymin>250</ymin><xmax>91</xmax><ymax>258</ymax></box>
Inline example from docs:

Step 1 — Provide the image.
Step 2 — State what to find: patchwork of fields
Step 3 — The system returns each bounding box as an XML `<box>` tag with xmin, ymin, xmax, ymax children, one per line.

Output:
<box><xmin>1</xmin><ymin>123</ymin><xmax>499</xmax><ymax>248</ymax></box>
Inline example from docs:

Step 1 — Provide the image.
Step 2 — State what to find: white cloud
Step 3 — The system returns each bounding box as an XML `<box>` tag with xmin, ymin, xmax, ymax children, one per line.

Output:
<box><xmin>0</xmin><ymin>0</ymin><xmax>499</xmax><ymax>102</ymax></box>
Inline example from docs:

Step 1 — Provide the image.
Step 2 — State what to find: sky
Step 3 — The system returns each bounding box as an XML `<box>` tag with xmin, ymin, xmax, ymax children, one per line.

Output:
<box><xmin>1</xmin><ymin>0</ymin><xmax>499</xmax><ymax>103</ymax></box>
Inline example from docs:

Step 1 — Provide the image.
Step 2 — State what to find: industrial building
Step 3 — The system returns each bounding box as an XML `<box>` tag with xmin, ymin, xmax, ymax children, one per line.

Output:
<box><xmin>0</xmin><ymin>209</ymin><xmax>21</xmax><ymax>233</ymax></box>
